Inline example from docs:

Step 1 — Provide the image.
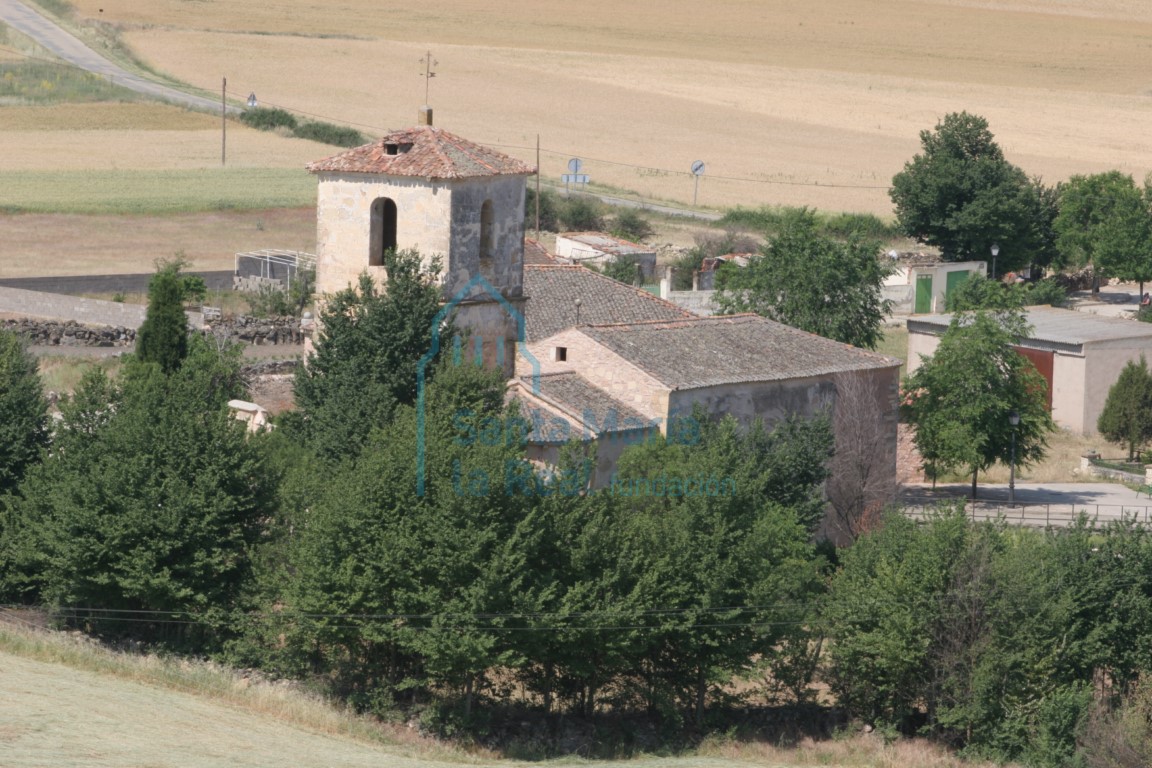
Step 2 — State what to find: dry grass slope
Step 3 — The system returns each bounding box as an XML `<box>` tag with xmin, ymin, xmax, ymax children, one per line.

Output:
<box><xmin>0</xmin><ymin>618</ymin><xmax>1015</xmax><ymax>768</ymax></box>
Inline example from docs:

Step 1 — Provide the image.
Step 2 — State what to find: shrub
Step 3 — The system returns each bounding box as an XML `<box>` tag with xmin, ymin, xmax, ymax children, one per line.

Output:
<box><xmin>822</xmin><ymin>211</ymin><xmax>900</xmax><ymax>240</ymax></box>
<box><xmin>246</xmin><ymin>268</ymin><xmax>314</xmax><ymax>319</ymax></box>
<box><xmin>1025</xmin><ymin>277</ymin><xmax>1069</xmax><ymax>307</ymax></box>
<box><xmin>524</xmin><ymin>188</ymin><xmax>560</xmax><ymax>232</ymax></box>
<box><xmin>559</xmin><ymin>196</ymin><xmax>604</xmax><ymax>231</ymax></box>
<box><xmin>609</xmin><ymin>209</ymin><xmax>654</xmax><ymax>242</ymax></box>
<box><xmin>599</xmin><ymin>256</ymin><xmax>643</xmax><ymax>285</ymax></box>
<box><xmin>719</xmin><ymin>205</ymin><xmax>899</xmax><ymax>241</ymax></box>
<box><xmin>239</xmin><ymin>107</ymin><xmax>298</xmax><ymax>132</ymax></box>
<box><xmin>292</xmin><ymin>121</ymin><xmax>365</xmax><ymax>148</ymax></box>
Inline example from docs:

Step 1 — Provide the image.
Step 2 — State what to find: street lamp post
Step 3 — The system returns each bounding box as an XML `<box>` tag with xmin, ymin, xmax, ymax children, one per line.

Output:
<box><xmin>1009</xmin><ymin>410</ymin><xmax>1020</xmax><ymax>505</ymax></box>
<box><xmin>990</xmin><ymin>243</ymin><xmax>1000</xmax><ymax>281</ymax></box>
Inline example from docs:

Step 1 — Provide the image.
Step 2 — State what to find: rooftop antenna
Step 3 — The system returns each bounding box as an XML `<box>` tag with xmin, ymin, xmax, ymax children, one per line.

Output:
<box><xmin>417</xmin><ymin>51</ymin><xmax>438</xmax><ymax>125</ymax></box>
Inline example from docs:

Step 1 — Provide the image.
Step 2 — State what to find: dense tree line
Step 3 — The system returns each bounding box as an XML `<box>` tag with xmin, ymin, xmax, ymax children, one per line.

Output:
<box><xmin>891</xmin><ymin>111</ymin><xmax>1152</xmax><ymax>292</ymax></box>
<box><xmin>5</xmin><ymin>251</ymin><xmax>1152</xmax><ymax>765</ymax></box>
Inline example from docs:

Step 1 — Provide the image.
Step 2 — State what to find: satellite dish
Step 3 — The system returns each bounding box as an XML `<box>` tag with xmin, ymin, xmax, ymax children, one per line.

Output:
<box><xmin>691</xmin><ymin>160</ymin><xmax>706</xmax><ymax>176</ymax></box>
<box><xmin>568</xmin><ymin>158</ymin><xmax>583</xmax><ymax>174</ymax></box>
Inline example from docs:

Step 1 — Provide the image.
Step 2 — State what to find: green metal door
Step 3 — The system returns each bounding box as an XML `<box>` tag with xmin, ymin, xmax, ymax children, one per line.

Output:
<box><xmin>945</xmin><ymin>269</ymin><xmax>972</xmax><ymax>306</ymax></box>
<box><xmin>915</xmin><ymin>273</ymin><xmax>933</xmax><ymax>313</ymax></box>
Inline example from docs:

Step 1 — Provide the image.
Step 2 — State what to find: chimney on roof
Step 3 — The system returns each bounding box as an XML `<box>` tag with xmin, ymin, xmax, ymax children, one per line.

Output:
<box><xmin>418</xmin><ymin>106</ymin><xmax>433</xmax><ymax>126</ymax></box>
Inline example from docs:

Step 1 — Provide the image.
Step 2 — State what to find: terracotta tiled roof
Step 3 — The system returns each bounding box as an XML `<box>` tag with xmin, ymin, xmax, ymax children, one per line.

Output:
<box><xmin>576</xmin><ymin>314</ymin><xmax>900</xmax><ymax>390</ymax></box>
<box><xmin>307</xmin><ymin>126</ymin><xmax>535</xmax><ymax>179</ymax></box>
<box><xmin>511</xmin><ymin>372</ymin><xmax>654</xmax><ymax>443</ymax></box>
<box><xmin>523</xmin><ymin>264</ymin><xmax>693</xmax><ymax>342</ymax></box>
<box><xmin>523</xmin><ymin>238</ymin><xmax>557</xmax><ymax>265</ymax></box>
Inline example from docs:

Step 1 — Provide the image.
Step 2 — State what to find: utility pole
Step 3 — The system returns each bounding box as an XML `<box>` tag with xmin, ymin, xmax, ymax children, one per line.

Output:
<box><xmin>535</xmin><ymin>134</ymin><xmax>541</xmax><ymax>235</ymax></box>
<box><xmin>419</xmin><ymin>51</ymin><xmax>437</xmax><ymax>105</ymax></box>
<box><xmin>221</xmin><ymin>76</ymin><xmax>227</xmax><ymax>167</ymax></box>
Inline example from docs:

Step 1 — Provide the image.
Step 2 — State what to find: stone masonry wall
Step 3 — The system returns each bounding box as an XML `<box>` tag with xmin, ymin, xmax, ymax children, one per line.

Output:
<box><xmin>2</xmin><ymin>316</ymin><xmax>303</xmax><ymax>348</ymax></box>
<box><xmin>2</xmin><ymin>318</ymin><xmax>135</xmax><ymax>347</ymax></box>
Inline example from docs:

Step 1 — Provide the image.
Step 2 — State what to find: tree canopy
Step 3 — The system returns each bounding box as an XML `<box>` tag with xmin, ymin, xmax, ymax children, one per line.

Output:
<box><xmin>1054</xmin><ymin>171</ymin><xmax>1152</xmax><ymax>288</ymax></box>
<box><xmin>292</xmin><ymin>249</ymin><xmax>452</xmax><ymax>461</ymax></box>
<box><xmin>136</xmin><ymin>260</ymin><xmax>190</xmax><ymax>373</ymax></box>
<box><xmin>0</xmin><ymin>330</ymin><xmax>48</xmax><ymax>495</ymax></box>
<box><xmin>902</xmin><ymin>309</ymin><xmax>1054</xmax><ymax>496</ymax></box>
<box><xmin>890</xmin><ymin>112</ymin><xmax>1055</xmax><ymax>271</ymax></box>
<box><xmin>1097</xmin><ymin>355</ymin><xmax>1152</xmax><ymax>461</ymax></box>
<box><xmin>713</xmin><ymin>208</ymin><xmax>892</xmax><ymax>349</ymax></box>
<box><xmin>3</xmin><ymin>338</ymin><xmax>271</xmax><ymax>642</ymax></box>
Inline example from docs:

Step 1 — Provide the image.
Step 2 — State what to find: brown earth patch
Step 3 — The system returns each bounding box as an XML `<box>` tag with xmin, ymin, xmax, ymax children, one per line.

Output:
<box><xmin>0</xmin><ymin>208</ymin><xmax>316</xmax><ymax>277</ymax></box>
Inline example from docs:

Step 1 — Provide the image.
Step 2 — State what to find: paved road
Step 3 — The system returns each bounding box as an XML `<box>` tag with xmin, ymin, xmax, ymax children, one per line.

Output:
<box><xmin>0</xmin><ymin>270</ymin><xmax>235</xmax><ymax>294</ymax></box>
<box><xmin>0</xmin><ymin>0</ymin><xmax>227</xmax><ymax>112</ymax></box>
<box><xmin>902</xmin><ymin>482</ymin><xmax>1152</xmax><ymax>527</ymax></box>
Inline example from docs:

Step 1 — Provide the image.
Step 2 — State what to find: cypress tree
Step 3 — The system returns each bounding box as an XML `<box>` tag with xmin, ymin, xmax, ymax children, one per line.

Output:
<box><xmin>137</xmin><ymin>262</ymin><xmax>189</xmax><ymax>373</ymax></box>
<box><xmin>0</xmin><ymin>329</ymin><xmax>48</xmax><ymax>494</ymax></box>
<box><xmin>1098</xmin><ymin>355</ymin><xmax>1152</xmax><ymax>461</ymax></box>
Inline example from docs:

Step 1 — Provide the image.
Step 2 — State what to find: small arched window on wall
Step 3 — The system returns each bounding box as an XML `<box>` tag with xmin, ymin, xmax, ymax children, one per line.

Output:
<box><xmin>369</xmin><ymin>197</ymin><xmax>397</xmax><ymax>266</ymax></box>
<box><xmin>479</xmin><ymin>199</ymin><xmax>494</xmax><ymax>264</ymax></box>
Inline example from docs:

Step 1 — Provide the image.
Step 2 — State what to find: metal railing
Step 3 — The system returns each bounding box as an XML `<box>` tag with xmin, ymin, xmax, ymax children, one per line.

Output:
<box><xmin>902</xmin><ymin>499</ymin><xmax>1152</xmax><ymax>529</ymax></box>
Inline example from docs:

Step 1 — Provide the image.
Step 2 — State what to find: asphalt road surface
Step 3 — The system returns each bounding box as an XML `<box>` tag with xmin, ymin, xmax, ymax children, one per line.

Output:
<box><xmin>0</xmin><ymin>0</ymin><xmax>227</xmax><ymax>112</ymax></box>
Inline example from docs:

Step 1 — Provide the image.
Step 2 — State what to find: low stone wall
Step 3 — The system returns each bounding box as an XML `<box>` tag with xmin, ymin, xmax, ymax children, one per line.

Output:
<box><xmin>241</xmin><ymin>359</ymin><xmax>299</xmax><ymax>376</ymax></box>
<box><xmin>233</xmin><ymin>275</ymin><xmax>284</xmax><ymax>293</ymax></box>
<box><xmin>4</xmin><ymin>316</ymin><xmax>305</xmax><ymax>348</ymax></box>
<box><xmin>1081</xmin><ymin>453</ymin><xmax>1152</xmax><ymax>485</ymax></box>
<box><xmin>204</xmin><ymin>316</ymin><xmax>304</xmax><ymax>345</ymax></box>
<box><xmin>2</xmin><ymin>318</ymin><xmax>135</xmax><ymax>347</ymax></box>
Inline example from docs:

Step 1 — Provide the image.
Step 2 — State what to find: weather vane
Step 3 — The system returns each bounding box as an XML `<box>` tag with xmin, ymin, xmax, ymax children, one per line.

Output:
<box><xmin>419</xmin><ymin>51</ymin><xmax>438</xmax><ymax>105</ymax></box>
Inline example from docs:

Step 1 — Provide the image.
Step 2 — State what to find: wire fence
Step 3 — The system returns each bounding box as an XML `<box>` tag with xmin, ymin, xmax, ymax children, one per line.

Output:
<box><xmin>902</xmin><ymin>498</ymin><xmax>1152</xmax><ymax>529</ymax></box>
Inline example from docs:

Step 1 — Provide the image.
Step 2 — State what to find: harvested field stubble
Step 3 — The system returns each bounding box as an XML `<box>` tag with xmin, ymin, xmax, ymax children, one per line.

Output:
<box><xmin>0</xmin><ymin>207</ymin><xmax>316</xmax><ymax>276</ymax></box>
<box><xmin>66</xmin><ymin>0</ymin><xmax>1152</xmax><ymax>214</ymax></box>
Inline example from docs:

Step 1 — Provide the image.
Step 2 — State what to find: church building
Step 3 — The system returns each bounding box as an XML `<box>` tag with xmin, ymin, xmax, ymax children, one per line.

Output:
<box><xmin>306</xmin><ymin>119</ymin><xmax>901</xmax><ymax>528</ymax></box>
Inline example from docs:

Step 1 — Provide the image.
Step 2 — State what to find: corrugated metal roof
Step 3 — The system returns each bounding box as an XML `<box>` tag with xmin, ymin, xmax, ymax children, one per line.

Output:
<box><xmin>558</xmin><ymin>232</ymin><xmax>654</xmax><ymax>257</ymax></box>
<box><xmin>307</xmin><ymin>126</ymin><xmax>535</xmax><ymax>179</ymax></box>
<box><xmin>909</xmin><ymin>306</ymin><xmax>1152</xmax><ymax>348</ymax></box>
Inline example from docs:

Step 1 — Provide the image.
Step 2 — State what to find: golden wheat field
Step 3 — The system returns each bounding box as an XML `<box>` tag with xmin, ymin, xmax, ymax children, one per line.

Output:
<box><xmin>37</xmin><ymin>0</ymin><xmax>1150</xmax><ymax>214</ymax></box>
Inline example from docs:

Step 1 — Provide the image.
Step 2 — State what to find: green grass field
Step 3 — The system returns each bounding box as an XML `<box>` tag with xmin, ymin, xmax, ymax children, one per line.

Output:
<box><xmin>0</xmin><ymin>168</ymin><xmax>316</xmax><ymax>214</ymax></box>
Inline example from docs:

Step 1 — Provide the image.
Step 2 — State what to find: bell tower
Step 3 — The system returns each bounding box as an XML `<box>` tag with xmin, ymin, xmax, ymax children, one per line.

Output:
<box><xmin>307</xmin><ymin>121</ymin><xmax>536</xmax><ymax>377</ymax></box>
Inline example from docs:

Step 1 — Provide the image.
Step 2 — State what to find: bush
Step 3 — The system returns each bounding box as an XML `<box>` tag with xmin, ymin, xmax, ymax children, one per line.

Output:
<box><xmin>246</xmin><ymin>268</ymin><xmax>314</xmax><ymax>318</ymax></box>
<box><xmin>292</xmin><ymin>120</ymin><xmax>365</xmax><ymax>148</ymax></box>
<box><xmin>719</xmin><ymin>205</ymin><xmax>899</xmax><ymax>241</ymax></box>
<box><xmin>559</xmin><ymin>196</ymin><xmax>604</xmax><ymax>231</ymax></box>
<box><xmin>1080</xmin><ymin>677</ymin><xmax>1152</xmax><ymax>768</ymax></box>
<box><xmin>239</xmin><ymin>108</ymin><xmax>365</xmax><ymax>148</ymax></box>
<box><xmin>524</xmin><ymin>188</ymin><xmax>560</xmax><ymax>232</ymax></box>
<box><xmin>239</xmin><ymin>107</ymin><xmax>298</xmax><ymax>132</ymax></box>
<box><xmin>609</xmin><ymin>209</ymin><xmax>654</xmax><ymax>242</ymax></box>
<box><xmin>1024</xmin><ymin>277</ymin><xmax>1069</xmax><ymax>307</ymax></box>
<box><xmin>822</xmin><ymin>211</ymin><xmax>900</xmax><ymax>240</ymax></box>
<box><xmin>599</xmin><ymin>256</ymin><xmax>642</xmax><ymax>285</ymax></box>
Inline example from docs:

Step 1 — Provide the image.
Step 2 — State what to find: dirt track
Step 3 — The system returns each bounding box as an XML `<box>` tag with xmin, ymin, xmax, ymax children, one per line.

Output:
<box><xmin>0</xmin><ymin>0</ymin><xmax>225</xmax><ymax>112</ymax></box>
